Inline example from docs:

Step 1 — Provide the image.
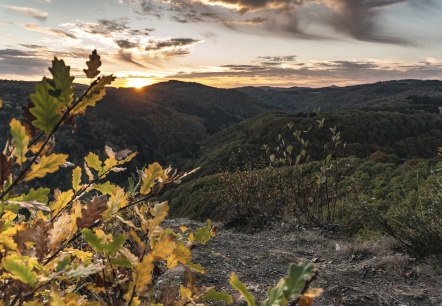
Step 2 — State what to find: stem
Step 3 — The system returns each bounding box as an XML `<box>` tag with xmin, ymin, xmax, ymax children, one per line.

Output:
<box><xmin>0</xmin><ymin>81</ymin><xmax>100</xmax><ymax>201</ymax></box>
<box><xmin>127</xmin><ymin>285</ymin><xmax>136</xmax><ymax>306</ymax></box>
<box><xmin>50</xmin><ymin>169</ymin><xmax>111</xmax><ymax>222</ymax></box>
<box><xmin>9</xmin><ymin>292</ymin><xmax>21</xmax><ymax>306</ymax></box>
<box><xmin>43</xmin><ymin>186</ymin><xmax>167</xmax><ymax>266</ymax></box>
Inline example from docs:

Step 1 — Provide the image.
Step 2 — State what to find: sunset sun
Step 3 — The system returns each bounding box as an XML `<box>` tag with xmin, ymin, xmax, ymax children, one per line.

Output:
<box><xmin>124</xmin><ymin>77</ymin><xmax>153</xmax><ymax>88</ymax></box>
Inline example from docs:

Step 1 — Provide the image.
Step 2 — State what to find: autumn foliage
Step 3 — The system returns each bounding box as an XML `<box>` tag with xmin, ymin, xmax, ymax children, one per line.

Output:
<box><xmin>0</xmin><ymin>51</ymin><xmax>320</xmax><ymax>305</ymax></box>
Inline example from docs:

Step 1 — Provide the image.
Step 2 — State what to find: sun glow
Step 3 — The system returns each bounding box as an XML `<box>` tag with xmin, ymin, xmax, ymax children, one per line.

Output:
<box><xmin>124</xmin><ymin>77</ymin><xmax>153</xmax><ymax>88</ymax></box>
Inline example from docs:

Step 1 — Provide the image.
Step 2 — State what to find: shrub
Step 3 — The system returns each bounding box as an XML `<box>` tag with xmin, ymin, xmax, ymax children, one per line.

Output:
<box><xmin>361</xmin><ymin>160</ymin><xmax>442</xmax><ymax>255</ymax></box>
<box><xmin>0</xmin><ymin>51</ymin><xmax>320</xmax><ymax>305</ymax></box>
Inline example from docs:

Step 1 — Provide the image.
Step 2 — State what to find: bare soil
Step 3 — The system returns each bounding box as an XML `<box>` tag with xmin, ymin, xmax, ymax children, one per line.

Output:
<box><xmin>166</xmin><ymin>219</ymin><xmax>442</xmax><ymax>306</ymax></box>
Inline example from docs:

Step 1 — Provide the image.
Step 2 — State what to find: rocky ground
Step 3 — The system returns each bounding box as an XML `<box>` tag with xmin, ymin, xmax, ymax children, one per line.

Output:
<box><xmin>164</xmin><ymin>219</ymin><xmax>442</xmax><ymax>306</ymax></box>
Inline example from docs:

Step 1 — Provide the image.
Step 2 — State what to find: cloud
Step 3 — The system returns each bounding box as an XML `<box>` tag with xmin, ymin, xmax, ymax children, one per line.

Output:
<box><xmin>145</xmin><ymin>38</ymin><xmax>200</xmax><ymax>51</ymax></box>
<box><xmin>0</xmin><ymin>48</ymin><xmax>49</xmax><ymax>77</ymax></box>
<box><xmin>20</xmin><ymin>44</ymin><xmax>46</xmax><ymax>49</ymax></box>
<box><xmin>163</xmin><ymin>56</ymin><xmax>442</xmax><ymax>87</ymax></box>
<box><xmin>61</xmin><ymin>19</ymin><xmax>200</xmax><ymax>68</ymax></box>
<box><xmin>327</xmin><ymin>0</ymin><xmax>413</xmax><ymax>45</ymax></box>
<box><xmin>115</xmin><ymin>40</ymin><xmax>139</xmax><ymax>49</ymax></box>
<box><xmin>1</xmin><ymin>5</ymin><xmax>48</xmax><ymax>22</ymax></box>
<box><xmin>257</xmin><ymin>55</ymin><xmax>297</xmax><ymax>62</ymax></box>
<box><xmin>130</xmin><ymin>0</ymin><xmax>435</xmax><ymax>45</ymax></box>
<box><xmin>0</xmin><ymin>47</ymin><xmax>95</xmax><ymax>78</ymax></box>
<box><xmin>224</xmin><ymin>17</ymin><xmax>268</xmax><ymax>25</ymax></box>
<box><xmin>0</xmin><ymin>20</ymin><xmax>12</xmax><ymax>26</ymax></box>
<box><xmin>24</xmin><ymin>24</ymin><xmax>77</xmax><ymax>39</ymax></box>
<box><xmin>71</xmin><ymin>18</ymin><xmax>130</xmax><ymax>37</ymax></box>
<box><xmin>117</xmin><ymin>51</ymin><xmax>148</xmax><ymax>68</ymax></box>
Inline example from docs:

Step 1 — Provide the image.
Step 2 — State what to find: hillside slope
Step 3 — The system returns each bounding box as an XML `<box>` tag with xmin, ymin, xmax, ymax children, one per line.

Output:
<box><xmin>237</xmin><ymin>79</ymin><xmax>442</xmax><ymax>113</ymax></box>
<box><xmin>195</xmin><ymin>109</ymin><xmax>442</xmax><ymax>174</ymax></box>
<box><xmin>0</xmin><ymin>80</ymin><xmax>272</xmax><ymax>166</ymax></box>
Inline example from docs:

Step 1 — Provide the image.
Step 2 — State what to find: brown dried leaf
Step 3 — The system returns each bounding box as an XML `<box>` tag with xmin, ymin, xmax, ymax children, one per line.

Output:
<box><xmin>21</xmin><ymin>103</ymin><xmax>38</xmax><ymax>137</ymax></box>
<box><xmin>14</xmin><ymin>220</ymin><xmax>49</xmax><ymax>261</ymax></box>
<box><xmin>76</xmin><ymin>195</ymin><xmax>108</xmax><ymax>229</ymax></box>
<box><xmin>83</xmin><ymin>50</ymin><xmax>101</xmax><ymax>78</ymax></box>
<box><xmin>115</xmin><ymin>149</ymin><xmax>132</xmax><ymax>161</ymax></box>
<box><xmin>0</xmin><ymin>152</ymin><xmax>12</xmax><ymax>188</ymax></box>
<box><xmin>104</xmin><ymin>145</ymin><xmax>115</xmax><ymax>159</ymax></box>
<box><xmin>48</xmin><ymin>212</ymin><xmax>72</xmax><ymax>250</ymax></box>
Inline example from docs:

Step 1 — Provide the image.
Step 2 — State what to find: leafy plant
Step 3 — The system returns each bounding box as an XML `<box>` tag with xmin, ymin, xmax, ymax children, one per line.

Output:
<box><xmin>265</xmin><ymin>111</ymin><xmax>345</xmax><ymax>225</ymax></box>
<box><xmin>0</xmin><ymin>52</ymin><xmax>320</xmax><ymax>305</ymax></box>
<box><xmin>360</xmin><ymin>161</ymin><xmax>442</xmax><ymax>255</ymax></box>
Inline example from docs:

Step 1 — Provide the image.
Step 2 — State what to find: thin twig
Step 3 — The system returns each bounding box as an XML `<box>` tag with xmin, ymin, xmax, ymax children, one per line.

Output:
<box><xmin>0</xmin><ymin>80</ymin><xmax>100</xmax><ymax>201</ymax></box>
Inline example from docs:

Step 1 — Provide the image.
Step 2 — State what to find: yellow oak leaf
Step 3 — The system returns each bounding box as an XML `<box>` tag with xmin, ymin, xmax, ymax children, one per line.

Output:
<box><xmin>24</xmin><ymin>153</ymin><xmax>68</xmax><ymax>181</ymax></box>
<box><xmin>151</xmin><ymin>235</ymin><xmax>176</xmax><ymax>260</ymax></box>
<box><xmin>134</xmin><ymin>254</ymin><xmax>154</xmax><ymax>294</ymax></box>
<box><xmin>167</xmin><ymin>242</ymin><xmax>191</xmax><ymax>268</ymax></box>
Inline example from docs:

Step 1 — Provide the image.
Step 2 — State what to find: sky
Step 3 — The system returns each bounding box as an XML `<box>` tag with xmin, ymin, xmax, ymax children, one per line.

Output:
<box><xmin>1</xmin><ymin>0</ymin><xmax>442</xmax><ymax>88</ymax></box>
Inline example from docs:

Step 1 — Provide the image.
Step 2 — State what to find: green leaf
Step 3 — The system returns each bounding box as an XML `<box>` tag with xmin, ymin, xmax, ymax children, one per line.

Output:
<box><xmin>103</xmin><ymin>234</ymin><xmax>126</xmax><ymax>257</ymax></box>
<box><xmin>261</xmin><ymin>262</ymin><xmax>316</xmax><ymax>306</ymax></box>
<box><xmin>2</xmin><ymin>255</ymin><xmax>38</xmax><ymax>286</ymax></box>
<box><xmin>81</xmin><ymin>228</ymin><xmax>105</xmax><ymax>253</ymax></box>
<box><xmin>8</xmin><ymin>187</ymin><xmax>51</xmax><ymax>204</ymax></box>
<box><xmin>110</xmin><ymin>257</ymin><xmax>133</xmax><ymax>268</ymax></box>
<box><xmin>188</xmin><ymin>263</ymin><xmax>205</xmax><ymax>274</ymax></box>
<box><xmin>81</xmin><ymin>229</ymin><xmax>125</xmax><ymax>257</ymax></box>
<box><xmin>194</xmin><ymin>219</ymin><xmax>214</xmax><ymax>245</ymax></box>
<box><xmin>29</xmin><ymin>79</ymin><xmax>62</xmax><ymax>134</ymax></box>
<box><xmin>25</xmin><ymin>188</ymin><xmax>50</xmax><ymax>203</ymax></box>
<box><xmin>55</xmin><ymin>255</ymin><xmax>71</xmax><ymax>272</ymax></box>
<box><xmin>48</xmin><ymin>57</ymin><xmax>74</xmax><ymax>105</ymax></box>
<box><xmin>198</xmin><ymin>289</ymin><xmax>233</xmax><ymax>305</ymax></box>
<box><xmin>93</xmin><ymin>181</ymin><xmax>118</xmax><ymax>195</ymax></box>
<box><xmin>10</xmin><ymin>119</ymin><xmax>30</xmax><ymax>165</ymax></box>
<box><xmin>230</xmin><ymin>273</ymin><xmax>256</xmax><ymax>306</ymax></box>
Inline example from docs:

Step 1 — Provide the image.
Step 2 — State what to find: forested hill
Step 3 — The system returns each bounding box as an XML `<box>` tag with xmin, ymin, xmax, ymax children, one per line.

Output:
<box><xmin>1</xmin><ymin>79</ymin><xmax>441</xmax><ymax>172</ymax></box>
<box><xmin>196</xmin><ymin>110</ymin><xmax>442</xmax><ymax>175</ymax></box>
<box><xmin>236</xmin><ymin>79</ymin><xmax>442</xmax><ymax>113</ymax></box>
<box><xmin>0</xmin><ymin>80</ymin><xmax>272</xmax><ymax>167</ymax></box>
